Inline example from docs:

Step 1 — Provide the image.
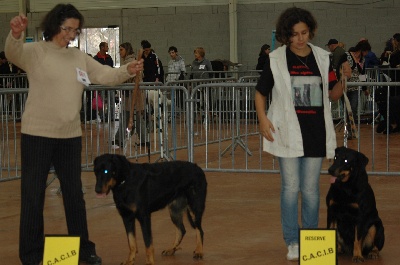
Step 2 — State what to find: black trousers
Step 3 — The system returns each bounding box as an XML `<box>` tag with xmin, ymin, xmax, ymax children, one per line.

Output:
<box><xmin>19</xmin><ymin>134</ymin><xmax>96</xmax><ymax>264</ymax></box>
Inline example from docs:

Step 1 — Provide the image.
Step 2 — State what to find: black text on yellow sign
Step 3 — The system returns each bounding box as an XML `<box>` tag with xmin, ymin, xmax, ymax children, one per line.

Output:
<box><xmin>43</xmin><ymin>235</ymin><xmax>80</xmax><ymax>265</ymax></box>
<box><xmin>299</xmin><ymin>229</ymin><xmax>337</xmax><ymax>265</ymax></box>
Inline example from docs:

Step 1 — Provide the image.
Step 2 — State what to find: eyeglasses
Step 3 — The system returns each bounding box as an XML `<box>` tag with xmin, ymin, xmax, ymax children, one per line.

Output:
<box><xmin>60</xmin><ymin>25</ymin><xmax>81</xmax><ymax>36</ymax></box>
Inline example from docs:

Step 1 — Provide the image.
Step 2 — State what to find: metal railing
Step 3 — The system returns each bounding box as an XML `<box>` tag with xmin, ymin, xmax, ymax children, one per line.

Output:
<box><xmin>2</xmin><ymin>71</ymin><xmax>400</xmax><ymax>181</ymax></box>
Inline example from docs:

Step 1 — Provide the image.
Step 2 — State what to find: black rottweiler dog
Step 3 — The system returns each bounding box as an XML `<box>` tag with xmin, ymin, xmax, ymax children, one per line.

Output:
<box><xmin>327</xmin><ymin>146</ymin><xmax>384</xmax><ymax>262</ymax></box>
<box><xmin>94</xmin><ymin>154</ymin><xmax>207</xmax><ymax>265</ymax></box>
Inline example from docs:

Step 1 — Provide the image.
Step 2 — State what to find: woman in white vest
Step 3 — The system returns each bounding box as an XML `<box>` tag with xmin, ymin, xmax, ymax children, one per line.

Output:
<box><xmin>255</xmin><ymin>7</ymin><xmax>349</xmax><ymax>261</ymax></box>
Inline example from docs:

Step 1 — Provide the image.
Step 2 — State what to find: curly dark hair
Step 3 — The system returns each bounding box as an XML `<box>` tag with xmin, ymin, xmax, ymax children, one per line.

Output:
<box><xmin>41</xmin><ymin>4</ymin><xmax>84</xmax><ymax>41</ymax></box>
<box><xmin>275</xmin><ymin>7</ymin><xmax>317</xmax><ymax>45</ymax></box>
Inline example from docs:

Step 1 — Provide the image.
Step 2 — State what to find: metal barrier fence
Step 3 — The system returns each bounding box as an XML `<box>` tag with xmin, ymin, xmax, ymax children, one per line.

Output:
<box><xmin>2</xmin><ymin>72</ymin><xmax>400</xmax><ymax>181</ymax></box>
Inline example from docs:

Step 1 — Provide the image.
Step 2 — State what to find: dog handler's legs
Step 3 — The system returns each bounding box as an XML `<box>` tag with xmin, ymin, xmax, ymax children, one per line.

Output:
<box><xmin>19</xmin><ymin>134</ymin><xmax>53</xmax><ymax>264</ymax></box>
<box><xmin>52</xmin><ymin>137</ymin><xmax>98</xmax><ymax>261</ymax></box>
<box><xmin>300</xmin><ymin>157</ymin><xmax>323</xmax><ymax>229</ymax></box>
<box><xmin>278</xmin><ymin>157</ymin><xmax>301</xmax><ymax>246</ymax></box>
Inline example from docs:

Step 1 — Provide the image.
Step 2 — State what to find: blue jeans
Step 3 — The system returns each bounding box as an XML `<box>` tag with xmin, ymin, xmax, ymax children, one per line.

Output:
<box><xmin>347</xmin><ymin>89</ymin><xmax>360</xmax><ymax>117</ymax></box>
<box><xmin>278</xmin><ymin>157</ymin><xmax>323</xmax><ymax>246</ymax></box>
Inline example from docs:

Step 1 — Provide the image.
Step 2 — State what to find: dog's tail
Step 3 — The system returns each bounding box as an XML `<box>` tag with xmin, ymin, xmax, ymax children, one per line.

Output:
<box><xmin>186</xmin><ymin>209</ymin><xmax>196</xmax><ymax>229</ymax></box>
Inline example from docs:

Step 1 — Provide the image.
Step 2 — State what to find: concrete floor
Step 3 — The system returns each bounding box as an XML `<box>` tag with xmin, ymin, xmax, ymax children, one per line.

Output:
<box><xmin>1</xmin><ymin>170</ymin><xmax>399</xmax><ymax>265</ymax></box>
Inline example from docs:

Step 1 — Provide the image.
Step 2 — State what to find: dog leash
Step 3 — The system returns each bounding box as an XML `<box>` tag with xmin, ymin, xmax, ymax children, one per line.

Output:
<box><xmin>124</xmin><ymin>49</ymin><xmax>143</xmax><ymax>155</ymax></box>
<box><xmin>341</xmin><ymin>65</ymin><xmax>358</xmax><ymax>139</ymax></box>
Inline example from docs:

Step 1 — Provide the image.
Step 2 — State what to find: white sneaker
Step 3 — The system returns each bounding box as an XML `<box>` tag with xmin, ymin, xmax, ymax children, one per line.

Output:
<box><xmin>111</xmin><ymin>144</ymin><xmax>120</xmax><ymax>150</ymax></box>
<box><xmin>286</xmin><ymin>243</ymin><xmax>299</xmax><ymax>261</ymax></box>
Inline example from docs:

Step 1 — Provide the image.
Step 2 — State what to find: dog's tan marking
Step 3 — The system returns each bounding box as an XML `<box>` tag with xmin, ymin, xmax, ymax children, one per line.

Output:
<box><xmin>193</xmin><ymin>228</ymin><xmax>204</xmax><ymax>259</ymax></box>
<box><xmin>349</xmin><ymin>203</ymin><xmax>359</xmax><ymax>209</ymax></box>
<box><xmin>329</xmin><ymin>199</ymin><xmax>336</xmax><ymax>207</ymax></box>
<box><xmin>364</xmin><ymin>225</ymin><xmax>380</xmax><ymax>259</ymax></box>
<box><xmin>129</xmin><ymin>203</ymin><xmax>137</xmax><ymax>213</ymax></box>
<box><xmin>339</xmin><ymin>170</ymin><xmax>351</xmax><ymax>182</ymax></box>
<box><xmin>329</xmin><ymin>220</ymin><xmax>337</xmax><ymax>229</ymax></box>
<box><xmin>122</xmin><ymin>231</ymin><xmax>137</xmax><ymax>265</ymax></box>
<box><xmin>145</xmin><ymin>244</ymin><xmax>155</xmax><ymax>265</ymax></box>
<box><xmin>352</xmin><ymin>227</ymin><xmax>364</xmax><ymax>262</ymax></box>
<box><xmin>162</xmin><ymin>226</ymin><xmax>183</xmax><ymax>256</ymax></box>
<box><xmin>104</xmin><ymin>178</ymin><xmax>116</xmax><ymax>193</ymax></box>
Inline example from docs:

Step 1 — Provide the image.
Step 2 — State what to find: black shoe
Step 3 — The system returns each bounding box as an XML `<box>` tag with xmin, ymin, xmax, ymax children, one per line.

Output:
<box><xmin>80</xmin><ymin>254</ymin><xmax>102</xmax><ymax>265</ymax></box>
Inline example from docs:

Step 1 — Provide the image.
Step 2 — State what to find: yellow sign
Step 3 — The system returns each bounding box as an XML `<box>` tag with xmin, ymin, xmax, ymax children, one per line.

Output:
<box><xmin>299</xmin><ymin>229</ymin><xmax>337</xmax><ymax>265</ymax></box>
<box><xmin>43</xmin><ymin>235</ymin><xmax>80</xmax><ymax>265</ymax></box>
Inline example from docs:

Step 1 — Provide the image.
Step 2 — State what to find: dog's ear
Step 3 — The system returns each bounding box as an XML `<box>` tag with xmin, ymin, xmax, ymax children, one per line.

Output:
<box><xmin>112</xmin><ymin>154</ymin><xmax>131</xmax><ymax>178</ymax></box>
<box><xmin>356</xmin><ymin>151</ymin><xmax>369</xmax><ymax>169</ymax></box>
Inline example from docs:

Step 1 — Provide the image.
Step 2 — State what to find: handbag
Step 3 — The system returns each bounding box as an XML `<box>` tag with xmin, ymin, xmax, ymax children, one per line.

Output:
<box><xmin>92</xmin><ymin>92</ymin><xmax>103</xmax><ymax>110</ymax></box>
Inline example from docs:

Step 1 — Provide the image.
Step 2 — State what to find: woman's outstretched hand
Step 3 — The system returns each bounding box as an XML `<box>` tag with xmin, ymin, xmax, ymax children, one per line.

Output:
<box><xmin>10</xmin><ymin>14</ymin><xmax>28</xmax><ymax>39</ymax></box>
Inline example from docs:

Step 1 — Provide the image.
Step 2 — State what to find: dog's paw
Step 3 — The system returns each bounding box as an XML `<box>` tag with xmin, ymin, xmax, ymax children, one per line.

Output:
<box><xmin>367</xmin><ymin>249</ymin><xmax>380</xmax><ymax>259</ymax></box>
<box><xmin>193</xmin><ymin>251</ymin><xmax>203</xmax><ymax>260</ymax></box>
<box><xmin>161</xmin><ymin>247</ymin><xmax>181</xmax><ymax>256</ymax></box>
<box><xmin>351</xmin><ymin>255</ymin><xmax>365</xmax><ymax>263</ymax></box>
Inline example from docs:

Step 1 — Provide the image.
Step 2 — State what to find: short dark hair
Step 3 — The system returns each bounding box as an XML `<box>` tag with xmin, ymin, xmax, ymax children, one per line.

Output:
<box><xmin>275</xmin><ymin>7</ymin><xmax>317</xmax><ymax>45</ymax></box>
<box><xmin>354</xmin><ymin>40</ymin><xmax>372</xmax><ymax>52</ymax></box>
<box><xmin>41</xmin><ymin>4</ymin><xmax>84</xmax><ymax>41</ymax></box>
<box><xmin>99</xmin><ymin>42</ymin><xmax>108</xmax><ymax>49</ymax></box>
<box><xmin>168</xmin><ymin>46</ymin><xmax>178</xmax><ymax>53</ymax></box>
<box><xmin>141</xmin><ymin>40</ymin><xmax>151</xmax><ymax>49</ymax></box>
<box><xmin>393</xmin><ymin>33</ymin><xmax>400</xmax><ymax>43</ymax></box>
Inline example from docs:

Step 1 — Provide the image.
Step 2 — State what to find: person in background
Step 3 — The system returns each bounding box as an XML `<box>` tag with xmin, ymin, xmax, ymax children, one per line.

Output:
<box><xmin>93</xmin><ymin>41</ymin><xmax>113</xmax><ymax>67</ymax></box>
<box><xmin>325</xmin><ymin>38</ymin><xmax>345</xmax><ymax>71</ymax></box>
<box><xmin>113</xmin><ymin>42</ymin><xmax>147</xmax><ymax>148</ymax></box>
<box><xmin>5</xmin><ymin>4</ymin><xmax>143</xmax><ymax>265</ymax></box>
<box><xmin>190</xmin><ymin>47</ymin><xmax>213</xmax><ymax>124</ymax></box>
<box><xmin>166</xmin><ymin>46</ymin><xmax>186</xmax><ymax>82</ymax></box>
<box><xmin>141</xmin><ymin>40</ymin><xmax>162</xmax><ymax>82</ymax></box>
<box><xmin>337</xmin><ymin>40</ymin><xmax>370</xmax><ymax>139</ymax></box>
<box><xmin>380</xmin><ymin>37</ymin><xmax>393</xmax><ymax>65</ymax></box>
<box><xmin>190</xmin><ymin>47</ymin><xmax>213</xmax><ymax>79</ymax></box>
<box><xmin>255</xmin><ymin>7</ymin><xmax>347</xmax><ymax>261</ymax></box>
<box><xmin>387</xmin><ymin>33</ymin><xmax>400</xmax><ymax>68</ymax></box>
<box><xmin>0</xmin><ymin>51</ymin><xmax>19</xmax><ymax>75</ymax></box>
<box><xmin>256</xmin><ymin>43</ymin><xmax>271</xmax><ymax>71</ymax></box>
<box><xmin>359</xmin><ymin>38</ymin><xmax>380</xmax><ymax>69</ymax></box>
<box><xmin>92</xmin><ymin>41</ymin><xmax>115</xmax><ymax>122</ymax></box>
<box><xmin>166</xmin><ymin>46</ymin><xmax>186</xmax><ymax>110</ymax></box>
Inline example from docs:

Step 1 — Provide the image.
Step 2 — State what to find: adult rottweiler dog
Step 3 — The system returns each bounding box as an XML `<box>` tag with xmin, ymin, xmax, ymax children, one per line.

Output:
<box><xmin>94</xmin><ymin>154</ymin><xmax>207</xmax><ymax>265</ymax></box>
<box><xmin>327</xmin><ymin>146</ymin><xmax>385</xmax><ymax>262</ymax></box>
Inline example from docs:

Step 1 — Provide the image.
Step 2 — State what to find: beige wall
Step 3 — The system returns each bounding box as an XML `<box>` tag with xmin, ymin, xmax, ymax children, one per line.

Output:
<box><xmin>1</xmin><ymin>0</ymin><xmax>398</xmax><ymax>70</ymax></box>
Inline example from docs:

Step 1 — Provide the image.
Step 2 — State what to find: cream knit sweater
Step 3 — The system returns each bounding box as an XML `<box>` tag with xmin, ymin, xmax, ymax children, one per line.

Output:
<box><xmin>5</xmin><ymin>31</ymin><xmax>134</xmax><ymax>138</ymax></box>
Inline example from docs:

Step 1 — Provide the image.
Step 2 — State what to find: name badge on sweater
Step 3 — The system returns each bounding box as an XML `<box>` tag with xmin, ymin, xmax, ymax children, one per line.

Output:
<box><xmin>76</xmin><ymin>68</ymin><xmax>91</xmax><ymax>86</ymax></box>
